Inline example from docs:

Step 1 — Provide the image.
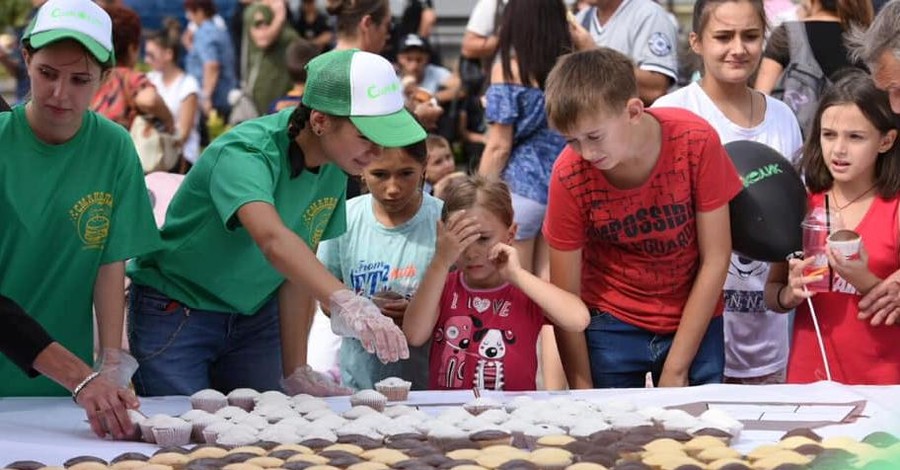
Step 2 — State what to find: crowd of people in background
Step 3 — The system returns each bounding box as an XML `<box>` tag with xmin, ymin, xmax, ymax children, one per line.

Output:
<box><xmin>1</xmin><ymin>0</ymin><xmax>900</xmax><ymax>441</ymax></box>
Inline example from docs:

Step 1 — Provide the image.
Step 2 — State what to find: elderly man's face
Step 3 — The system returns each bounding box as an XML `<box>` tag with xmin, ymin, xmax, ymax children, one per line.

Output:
<box><xmin>873</xmin><ymin>50</ymin><xmax>900</xmax><ymax>114</ymax></box>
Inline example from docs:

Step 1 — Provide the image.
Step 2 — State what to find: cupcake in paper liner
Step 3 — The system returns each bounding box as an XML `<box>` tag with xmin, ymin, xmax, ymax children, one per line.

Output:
<box><xmin>463</xmin><ymin>396</ymin><xmax>502</xmax><ymax>416</ymax></box>
<box><xmin>189</xmin><ymin>413</ymin><xmax>224</xmax><ymax>443</ymax></box>
<box><xmin>227</xmin><ymin>387</ymin><xmax>260</xmax><ymax>411</ymax></box>
<box><xmin>202</xmin><ymin>420</ymin><xmax>236</xmax><ymax>444</ymax></box>
<box><xmin>139</xmin><ymin>414</ymin><xmax>169</xmax><ymax>444</ymax></box>
<box><xmin>215</xmin><ymin>423</ymin><xmax>260</xmax><ymax>447</ymax></box>
<box><xmin>151</xmin><ymin>416</ymin><xmax>192</xmax><ymax>447</ymax></box>
<box><xmin>190</xmin><ymin>388</ymin><xmax>228</xmax><ymax>413</ymax></box>
<box><xmin>349</xmin><ymin>390</ymin><xmax>388</xmax><ymax>412</ymax></box>
<box><xmin>374</xmin><ymin>376</ymin><xmax>412</xmax><ymax>402</ymax></box>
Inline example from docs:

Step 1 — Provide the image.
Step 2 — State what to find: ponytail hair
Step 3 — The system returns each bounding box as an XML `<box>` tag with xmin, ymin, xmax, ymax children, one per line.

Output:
<box><xmin>325</xmin><ymin>0</ymin><xmax>389</xmax><ymax>37</ymax></box>
<box><xmin>146</xmin><ymin>17</ymin><xmax>184</xmax><ymax>62</ymax></box>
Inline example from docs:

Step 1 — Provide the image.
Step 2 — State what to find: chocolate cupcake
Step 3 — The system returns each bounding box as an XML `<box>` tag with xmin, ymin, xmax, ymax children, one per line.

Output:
<box><xmin>110</xmin><ymin>453</ymin><xmax>150</xmax><ymax>464</ymax></box>
<box><xmin>781</xmin><ymin>428</ymin><xmax>822</xmax><ymax>442</ymax></box>
<box><xmin>470</xmin><ymin>429</ymin><xmax>513</xmax><ymax>448</ymax></box>
<box><xmin>338</xmin><ymin>434</ymin><xmax>384</xmax><ymax>450</ymax></box>
<box><xmin>5</xmin><ymin>461</ymin><xmax>45</xmax><ymax>470</ymax></box>
<box><xmin>496</xmin><ymin>459</ymin><xmax>538</xmax><ymax>470</ymax></box>
<box><xmin>63</xmin><ymin>456</ymin><xmax>107</xmax><ymax>467</ymax></box>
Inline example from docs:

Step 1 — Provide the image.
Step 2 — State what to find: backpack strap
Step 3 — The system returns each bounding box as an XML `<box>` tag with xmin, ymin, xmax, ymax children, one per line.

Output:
<box><xmin>783</xmin><ymin>22</ymin><xmax>825</xmax><ymax>79</ymax></box>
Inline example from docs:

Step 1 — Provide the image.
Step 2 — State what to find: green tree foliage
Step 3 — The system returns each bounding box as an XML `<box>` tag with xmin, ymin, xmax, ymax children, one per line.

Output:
<box><xmin>0</xmin><ymin>0</ymin><xmax>32</xmax><ymax>31</ymax></box>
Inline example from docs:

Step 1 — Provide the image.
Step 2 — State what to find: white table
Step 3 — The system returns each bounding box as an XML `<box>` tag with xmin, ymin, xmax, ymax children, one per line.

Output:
<box><xmin>1</xmin><ymin>382</ymin><xmax>897</xmax><ymax>465</ymax></box>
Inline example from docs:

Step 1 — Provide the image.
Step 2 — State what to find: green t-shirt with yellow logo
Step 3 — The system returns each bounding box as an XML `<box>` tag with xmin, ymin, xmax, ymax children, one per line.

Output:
<box><xmin>0</xmin><ymin>106</ymin><xmax>162</xmax><ymax>397</ymax></box>
<box><xmin>128</xmin><ymin>108</ymin><xmax>347</xmax><ymax>314</ymax></box>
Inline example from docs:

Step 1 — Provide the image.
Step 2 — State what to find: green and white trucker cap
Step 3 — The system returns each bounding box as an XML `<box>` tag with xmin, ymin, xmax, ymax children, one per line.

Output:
<box><xmin>22</xmin><ymin>0</ymin><xmax>114</xmax><ymax>66</ymax></box>
<box><xmin>303</xmin><ymin>49</ymin><xmax>426</xmax><ymax>147</ymax></box>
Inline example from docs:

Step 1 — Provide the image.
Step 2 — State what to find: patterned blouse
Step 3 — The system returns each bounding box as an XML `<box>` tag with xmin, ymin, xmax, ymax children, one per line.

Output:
<box><xmin>484</xmin><ymin>83</ymin><xmax>566</xmax><ymax>204</ymax></box>
<box><xmin>91</xmin><ymin>67</ymin><xmax>153</xmax><ymax>129</ymax></box>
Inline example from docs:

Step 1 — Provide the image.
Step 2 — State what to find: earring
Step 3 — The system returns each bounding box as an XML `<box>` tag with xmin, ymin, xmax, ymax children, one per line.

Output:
<box><xmin>314</xmin><ymin>127</ymin><xmax>323</xmax><ymax>136</ymax></box>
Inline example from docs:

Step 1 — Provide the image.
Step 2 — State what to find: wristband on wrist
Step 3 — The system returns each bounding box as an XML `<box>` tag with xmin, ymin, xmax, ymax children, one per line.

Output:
<box><xmin>71</xmin><ymin>372</ymin><xmax>100</xmax><ymax>403</ymax></box>
<box><xmin>775</xmin><ymin>284</ymin><xmax>791</xmax><ymax>311</ymax></box>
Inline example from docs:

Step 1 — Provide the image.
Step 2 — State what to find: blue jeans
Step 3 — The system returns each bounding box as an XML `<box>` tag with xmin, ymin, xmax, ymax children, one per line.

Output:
<box><xmin>128</xmin><ymin>284</ymin><xmax>282</xmax><ymax>396</ymax></box>
<box><xmin>585</xmin><ymin>311</ymin><xmax>724</xmax><ymax>388</ymax></box>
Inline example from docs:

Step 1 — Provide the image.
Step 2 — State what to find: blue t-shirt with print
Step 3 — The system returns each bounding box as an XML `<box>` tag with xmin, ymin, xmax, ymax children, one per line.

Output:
<box><xmin>485</xmin><ymin>84</ymin><xmax>565</xmax><ymax>204</ymax></box>
<box><xmin>318</xmin><ymin>193</ymin><xmax>443</xmax><ymax>390</ymax></box>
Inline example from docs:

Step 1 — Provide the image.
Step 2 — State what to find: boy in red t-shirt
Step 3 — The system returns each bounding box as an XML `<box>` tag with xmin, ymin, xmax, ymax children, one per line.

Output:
<box><xmin>542</xmin><ymin>48</ymin><xmax>743</xmax><ymax>389</ymax></box>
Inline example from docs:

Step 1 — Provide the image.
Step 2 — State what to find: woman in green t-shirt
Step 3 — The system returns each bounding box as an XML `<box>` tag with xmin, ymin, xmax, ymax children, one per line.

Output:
<box><xmin>0</xmin><ymin>0</ymin><xmax>160</xmax><ymax>438</ymax></box>
<box><xmin>127</xmin><ymin>49</ymin><xmax>427</xmax><ymax>397</ymax></box>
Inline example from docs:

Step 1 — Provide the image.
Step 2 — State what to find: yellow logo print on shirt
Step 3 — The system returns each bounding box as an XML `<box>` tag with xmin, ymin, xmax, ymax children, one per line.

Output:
<box><xmin>69</xmin><ymin>192</ymin><xmax>113</xmax><ymax>249</ymax></box>
<box><xmin>303</xmin><ymin>197</ymin><xmax>338</xmax><ymax>247</ymax></box>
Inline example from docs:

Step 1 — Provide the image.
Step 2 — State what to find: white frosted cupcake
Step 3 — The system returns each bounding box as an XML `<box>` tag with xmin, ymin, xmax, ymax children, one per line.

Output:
<box><xmin>190</xmin><ymin>389</ymin><xmax>228</xmax><ymax>413</ymax></box>
<box><xmin>292</xmin><ymin>397</ymin><xmax>331</xmax><ymax>415</ymax></box>
<box><xmin>151</xmin><ymin>416</ymin><xmax>192</xmax><ymax>447</ymax></box>
<box><xmin>227</xmin><ymin>388</ymin><xmax>260</xmax><ymax>411</ymax></box>
<box><xmin>215</xmin><ymin>423</ymin><xmax>260</xmax><ymax>446</ymax></box>
<box><xmin>463</xmin><ymin>397</ymin><xmax>502</xmax><ymax>416</ymax></box>
<box><xmin>349</xmin><ymin>390</ymin><xmax>388</xmax><ymax>412</ymax></box>
<box><xmin>374</xmin><ymin>377</ymin><xmax>412</xmax><ymax>402</ymax></box>
<box><xmin>201</xmin><ymin>420</ymin><xmax>235</xmax><ymax>444</ymax></box>
<box><xmin>343</xmin><ymin>405</ymin><xmax>379</xmax><ymax>420</ymax></box>
<box><xmin>139</xmin><ymin>414</ymin><xmax>169</xmax><ymax>444</ymax></box>
<box><xmin>214</xmin><ymin>405</ymin><xmax>249</xmax><ymax>421</ymax></box>
<box><xmin>258</xmin><ymin>423</ymin><xmax>301</xmax><ymax>444</ymax></box>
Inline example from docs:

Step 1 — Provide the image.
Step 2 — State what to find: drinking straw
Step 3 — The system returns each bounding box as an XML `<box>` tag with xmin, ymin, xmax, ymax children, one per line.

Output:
<box><xmin>804</xmin><ymin>285</ymin><xmax>833</xmax><ymax>381</ymax></box>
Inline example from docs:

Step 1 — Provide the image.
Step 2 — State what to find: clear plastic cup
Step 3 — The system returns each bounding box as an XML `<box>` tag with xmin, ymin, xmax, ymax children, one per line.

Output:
<box><xmin>801</xmin><ymin>207</ymin><xmax>842</xmax><ymax>292</ymax></box>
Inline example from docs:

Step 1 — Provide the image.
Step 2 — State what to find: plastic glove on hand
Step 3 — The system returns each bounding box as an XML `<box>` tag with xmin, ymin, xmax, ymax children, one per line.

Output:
<box><xmin>328</xmin><ymin>289</ymin><xmax>410</xmax><ymax>363</ymax></box>
<box><xmin>95</xmin><ymin>348</ymin><xmax>139</xmax><ymax>388</ymax></box>
<box><xmin>281</xmin><ymin>365</ymin><xmax>353</xmax><ymax>397</ymax></box>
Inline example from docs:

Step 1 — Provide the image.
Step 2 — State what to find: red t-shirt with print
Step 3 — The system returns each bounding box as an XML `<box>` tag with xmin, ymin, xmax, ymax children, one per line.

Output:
<box><xmin>428</xmin><ymin>271</ymin><xmax>546</xmax><ymax>391</ymax></box>
<box><xmin>543</xmin><ymin>107</ymin><xmax>743</xmax><ymax>334</ymax></box>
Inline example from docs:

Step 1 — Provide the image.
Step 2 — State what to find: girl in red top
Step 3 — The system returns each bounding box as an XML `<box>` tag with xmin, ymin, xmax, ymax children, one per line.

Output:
<box><xmin>403</xmin><ymin>176</ymin><xmax>590</xmax><ymax>390</ymax></box>
<box><xmin>766</xmin><ymin>70</ymin><xmax>900</xmax><ymax>384</ymax></box>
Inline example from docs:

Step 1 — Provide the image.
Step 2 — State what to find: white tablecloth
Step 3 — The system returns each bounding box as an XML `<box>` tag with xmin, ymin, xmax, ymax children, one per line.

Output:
<box><xmin>1</xmin><ymin>382</ymin><xmax>897</xmax><ymax>465</ymax></box>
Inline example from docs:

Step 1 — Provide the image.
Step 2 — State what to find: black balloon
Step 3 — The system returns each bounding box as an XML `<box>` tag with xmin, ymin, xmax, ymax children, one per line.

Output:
<box><xmin>725</xmin><ymin>140</ymin><xmax>806</xmax><ymax>262</ymax></box>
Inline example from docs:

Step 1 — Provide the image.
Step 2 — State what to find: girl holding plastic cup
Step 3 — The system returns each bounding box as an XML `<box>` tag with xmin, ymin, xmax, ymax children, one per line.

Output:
<box><xmin>764</xmin><ymin>70</ymin><xmax>900</xmax><ymax>384</ymax></box>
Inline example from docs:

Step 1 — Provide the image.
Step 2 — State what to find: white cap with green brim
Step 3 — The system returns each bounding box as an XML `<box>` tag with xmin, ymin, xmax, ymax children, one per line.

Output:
<box><xmin>302</xmin><ymin>49</ymin><xmax>426</xmax><ymax>148</ymax></box>
<box><xmin>22</xmin><ymin>0</ymin><xmax>114</xmax><ymax>66</ymax></box>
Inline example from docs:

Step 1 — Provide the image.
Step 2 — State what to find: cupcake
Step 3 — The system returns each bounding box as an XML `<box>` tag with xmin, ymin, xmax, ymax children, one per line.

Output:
<box><xmin>216</xmin><ymin>423</ymin><xmax>261</xmax><ymax>446</ymax></box>
<box><xmin>202</xmin><ymin>420</ymin><xmax>236</xmax><ymax>444</ymax></box>
<box><xmin>374</xmin><ymin>377</ymin><xmax>412</xmax><ymax>402</ymax></box>
<box><xmin>227</xmin><ymin>388</ymin><xmax>260</xmax><ymax>412</ymax></box>
<box><xmin>150</xmin><ymin>416</ymin><xmax>192</xmax><ymax>447</ymax></box>
<box><xmin>350</xmin><ymin>390</ymin><xmax>388</xmax><ymax>412</ymax></box>
<box><xmin>190</xmin><ymin>389</ymin><xmax>228</xmax><ymax>413</ymax></box>
<box><xmin>463</xmin><ymin>397</ymin><xmax>502</xmax><ymax>416</ymax></box>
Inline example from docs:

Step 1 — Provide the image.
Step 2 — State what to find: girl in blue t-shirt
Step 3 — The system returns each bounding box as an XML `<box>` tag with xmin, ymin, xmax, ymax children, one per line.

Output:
<box><xmin>317</xmin><ymin>140</ymin><xmax>442</xmax><ymax>390</ymax></box>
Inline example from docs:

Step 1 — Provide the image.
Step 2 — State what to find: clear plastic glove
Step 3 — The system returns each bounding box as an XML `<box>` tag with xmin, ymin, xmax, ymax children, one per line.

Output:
<box><xmin>329</xmin><ymin>289</ymin><xmax>410</xmax><ymax>363</ymax></box>
<box><xmin>94</xmin><ymin>348</ymin><xmax>139</xmax><ymax>388</ymax></box>
<box><xmin>77</xmin><ymin>374</ymin><xmax>141</xmax><ymax>440</ymax></box>
<box><xmin>281</xmin><ymin>365</ymin><xmax>353</xmax><ymax>397</ymax></box>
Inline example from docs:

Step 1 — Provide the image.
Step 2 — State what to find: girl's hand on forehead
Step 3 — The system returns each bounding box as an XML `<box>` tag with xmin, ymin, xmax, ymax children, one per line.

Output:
<box><xmin>435</xmin><ymin>211</ymin><xmax>481</xmax><ymax>268</ymax></box>
<box><xmin>489</xmin><ymin>243</ymin><xmax>521</xmax><ymax>281</ymax></box>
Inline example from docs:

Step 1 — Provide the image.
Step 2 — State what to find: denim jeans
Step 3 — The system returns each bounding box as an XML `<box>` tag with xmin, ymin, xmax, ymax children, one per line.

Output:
<box><xmin>585</xmin><ymin>311</ymin><xmax>724</xmax><ymax>388</ymax></box>
<box><xmin>128</xmin><ymin>284</ymin><xmax>282</xmax><ymax>396</ymax></box>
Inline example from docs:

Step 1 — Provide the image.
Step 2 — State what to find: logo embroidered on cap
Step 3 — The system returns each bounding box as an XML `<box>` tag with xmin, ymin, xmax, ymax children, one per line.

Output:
<box><xmin>50</xmin><ymin>7</ymin><xmax>104</xmax><ymax>27</ymax></box>
<box><xmin>366</xmin><ymin>82</ymin><xmax>399</xmax><ymax>99</ymax></box>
